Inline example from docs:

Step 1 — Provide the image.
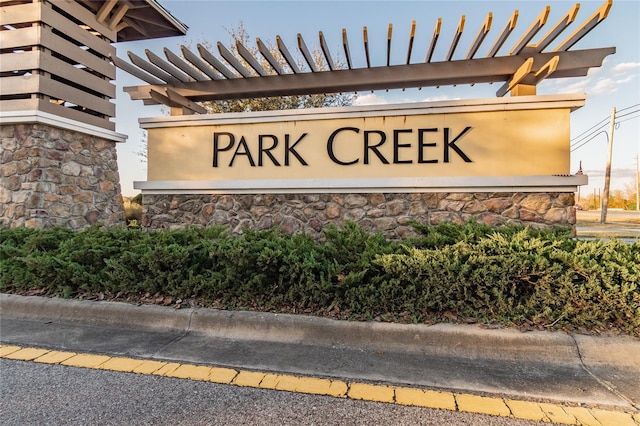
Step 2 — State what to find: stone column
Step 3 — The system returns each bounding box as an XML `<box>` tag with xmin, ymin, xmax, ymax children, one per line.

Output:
<box><xmin>1</xmin><ymin>123</ymin><xmax>125</xmax><ymax>229</ymax></box>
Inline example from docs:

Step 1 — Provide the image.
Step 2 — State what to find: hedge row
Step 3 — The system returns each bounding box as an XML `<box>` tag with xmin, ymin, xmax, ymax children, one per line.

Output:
<box><xmin>1</xmin><ymin>222</ymin><xmax>638</xmax><ymax>335</ymax></box>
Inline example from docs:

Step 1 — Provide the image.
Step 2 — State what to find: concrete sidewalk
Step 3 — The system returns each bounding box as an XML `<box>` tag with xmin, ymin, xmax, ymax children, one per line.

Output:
<box><xmin>1</xmin><ymin>293</ymin><xmax>639</xmax><ymax>417</ymax></box>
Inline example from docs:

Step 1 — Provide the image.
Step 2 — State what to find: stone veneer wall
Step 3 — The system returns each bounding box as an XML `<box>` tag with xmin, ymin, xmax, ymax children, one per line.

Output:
<box><xmin>0</xmin><ymin>123</ymin><xmax>124</xmax><ymax>229</ymax></box>
<box><xmin>142</xmin><ymin>192</ymin><xmax>576</xmax><ymax>239</ymax></box>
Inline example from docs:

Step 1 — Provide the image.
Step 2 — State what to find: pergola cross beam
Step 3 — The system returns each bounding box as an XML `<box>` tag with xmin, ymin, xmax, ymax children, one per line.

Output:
<box><xmin>116</xmin><ymin>0</ymin><xmax>615</xmax><ymax>114</ymax></box>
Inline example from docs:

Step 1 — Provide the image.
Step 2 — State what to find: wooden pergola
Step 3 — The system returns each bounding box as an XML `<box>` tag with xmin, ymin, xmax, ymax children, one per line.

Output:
<box><xmin>115</xmin><ymin>0</ymin><xmax>615</xmax><ymax>116</ymax></box>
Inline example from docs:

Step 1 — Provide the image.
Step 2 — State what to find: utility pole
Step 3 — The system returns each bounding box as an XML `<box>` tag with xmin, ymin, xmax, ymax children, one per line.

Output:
<box><xmin>636</xmin><ymin>155</ymin><xmax>640</xmax><ymax>212</ymax></box>
<box><xmin>600</xmin><ymin>107</ymin><xmax>615</xmax><ymax>224</ymax></box>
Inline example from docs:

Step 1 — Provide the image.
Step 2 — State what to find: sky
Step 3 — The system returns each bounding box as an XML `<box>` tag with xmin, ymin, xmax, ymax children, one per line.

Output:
<box><xmin>112</xmin><ymin>0</ymin><xmax>640</xmax><ymax>201</ymax></box>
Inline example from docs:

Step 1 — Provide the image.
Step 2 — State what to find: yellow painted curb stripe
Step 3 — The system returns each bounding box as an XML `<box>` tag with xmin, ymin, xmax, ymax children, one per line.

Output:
<box><xmin>1</xmin><ymin>344</ymin><xmax>638</xmax><ymax>425</ymax></box>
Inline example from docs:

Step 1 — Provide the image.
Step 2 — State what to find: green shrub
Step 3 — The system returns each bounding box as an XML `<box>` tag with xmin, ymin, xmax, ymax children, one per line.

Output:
<box><xmin>1</xmin><ymin>221</ymin><xmax>637</xmax><ymax>335</ymax></box>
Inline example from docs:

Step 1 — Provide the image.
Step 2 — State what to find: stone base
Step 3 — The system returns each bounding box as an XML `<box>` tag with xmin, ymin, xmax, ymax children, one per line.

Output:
<box><xmin>142</xmin><ymin>192</ymin><xmax>575</xmax><ymax>239</ymax></box>
<box><xmin>0</xmin><ymin>124</ymin><xmax>125</xmax><ymax>229</ymax></box>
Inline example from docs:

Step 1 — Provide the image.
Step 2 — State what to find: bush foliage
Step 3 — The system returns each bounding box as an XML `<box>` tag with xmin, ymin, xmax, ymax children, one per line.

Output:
<box><xmin>1</xmin><ymin>222</ymin><xmax>638</xmax><ymax>335</ymax></box>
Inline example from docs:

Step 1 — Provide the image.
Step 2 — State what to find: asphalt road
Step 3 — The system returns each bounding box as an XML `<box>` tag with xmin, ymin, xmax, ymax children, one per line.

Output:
<box><xmin>0</xmin><ymin>359</ymin><xmax>551</xmax><ymax>426</ymax></box>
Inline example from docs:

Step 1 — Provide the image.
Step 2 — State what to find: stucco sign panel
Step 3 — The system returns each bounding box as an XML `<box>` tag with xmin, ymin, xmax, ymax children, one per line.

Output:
<box><xmin>137</xmin><ymin>95</ymin><xmax>587</xmax><ymax>193</ymax></box>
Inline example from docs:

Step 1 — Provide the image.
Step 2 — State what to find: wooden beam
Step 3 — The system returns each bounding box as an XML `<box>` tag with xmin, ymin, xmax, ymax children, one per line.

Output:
<box><xmin>123</xmin><ymin>48</ymin><xmax>614</xmax><ymax>103</ymax></box>
<box><xmin>277</xmin><ymin>36</ymin><xmax>301</xmax><ymax>73</ymax></box>
<box><xmin>508</xmin><ymin>6</ymin><xmax>550</xmax><ymax>55</ymax></box>
<box><xmin>406</xmin><ymin>20</ymin><xmax>416</xmax><ymax>64</ymax></box>
<box><xmin>108</xmin><ymin>3</ymin><xmax>129</xmax><ymax>31</ymax></box>
<box><xmin>145</xmin><ymin>48</ymin><xmax>193</xmax><ymax>83</ymax></box>
<box><xmin>164</xmin><ymin>48</ymin><xmax>208</xmax><ymax>82</ymax></box>
<box><xmin>257</xmin><ymin>37</ymin><xmax>284</xmax><ymax>74</ymax></box>
<box><xmin>181</xmin><ymin>45</ymin><xmax>222</xmax><ymax>80</ymax></box>
<box><xmin>111</xmin><ymin>53</ymin><xmax>165</xmax><ymax>85</ymax></box>
<box><xmin>425</xmin><ymin>18</ymin><xmax>441</xmax><ymax>63</ymax></box>
<box><xmin>486</xmin><ymin>10</ymin><xmax>518</xmax><ymax>57</ymax></box>
<box><xmin>465</xmin><ymin>13</ymin><xmax>492</xmax><ymax>60</ymax></box>
<box><xmin>496</xmin><ymin>57</ymin><xmax>533</xmax><ymax>97</ymax></box>
<box><xmin>529</xmin><ymin>3</ymin><xmax>580</xmax><ymax>53</ymax></box>
<box><xmin>218</xmin><ymin>42</ymin><xmax>252</xmax><ymax>77</ymax></box>
<box><xmin>297</xmin><ymin>33</ymin><xmax>318</xmax><ymax>72</ymax></box>
<box><xmin>96</xmin><ymin>0</ymin><xmax>117</xmax><ymax>24</ymax></box>
<box><xmin>236</xmin><ymin>40</ymin><xmax>267</xmax><ymax>76</ymax></box>
<box><xmin>446</xmin><ymin>15</ymin><xmax>465</xmax><ymax>61</ymax></box>
<box><xmin>197</xmin><ymin>44</ymin><xmax>237</xmax><ymax>79</ymax></box>
<box><xmin>363</xmin><ymin>26</ymin><xmax>371</xmax><ymax>68</ymax></box>
<box><xmin>149</xmin><ymin>87</ymin><xmax>207</xmax><ymax>114</ymax></box>
<box><xmin>319</xmin><ymin>31</ymin><xmax>335</xmax><ymax>70</ymax></box>
<box><xmin>342</xmin><ymin>29</ymin><xmax>352</xmax><ymax>69</ymax></box>
<box><xmin>386</xmin><ymin>23</ymin><xmax>393</xmax><ymax>66</ymax></box>
<box><xmin>553</xmin><ymin>0</ymin><xmax>612</xmax><ymax>52</ymax></box>
<box><xmin>128</xmin><ymin>51</ymin><xmax>180</xmax><ymax>84</ymax></box>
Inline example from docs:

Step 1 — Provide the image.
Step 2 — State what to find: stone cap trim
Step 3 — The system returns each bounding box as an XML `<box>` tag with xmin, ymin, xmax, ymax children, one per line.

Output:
<box><xmin>138</xmin><ymin>94</ymin><xmax>586</xmax><ymax>129</ymax></box>
<box><xmin>0</xmin><ymin>110</ymin><xmax>127</xmax><ymax>143</ymax></box>
<box><xmin>134</xmin><ymin>174</ymin><xmax>588</xmax><ymax>194</ymax></box>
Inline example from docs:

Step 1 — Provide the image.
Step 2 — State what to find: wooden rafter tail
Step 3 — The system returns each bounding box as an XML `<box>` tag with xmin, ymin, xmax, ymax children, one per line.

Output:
<box><xmin>425</xmin><ymin>18</ymin><xmax>442</xmax><ymax>63</ymax></box>
<box><xmin>466</xmin><ymin>12</ymin><xmax>492</xmax><ymax>60</ymax></box>
<box><xmin>446</xmin><ymin>15</ymin><xmax>465</xmax><ymax>61</ymax></box>
<box><xmin>164</xmin><ymin>48</ymin><xmax>208</xmax><ymax>82</ymax></box>
<box><xmin>236</xmin><ymin>40</ymin><xmax>267</xmax><ymax>76</ymax></box>
<box><xmin>149</xmin><ymin>87</ymin><xmax>207</xmax><ymax>115</ymax></box>
<box><xmin>386</xmin><ymin>23</ymin><xmax>393</xmax><ymax>66</ymax></box>
<box><xmin>110</xmin><ymin>54</ymin><xmax>165</xmax><ymax>85</ymax></box>
<box><xmin>553</xmin><ymin>0</ymin><xmax>613</xmax><ymax>52</ymax></box>
<box><xmin>127</xmin><ymin>51</ymin><xmax>179</xmax><ymax>85</ymax></box>
<box><xmin>180</xmin><ymin>45</ymin><xmax>222</xmax><ymax>80</ymax></box>
<box><xmin>277</xmin><ymin>36</ymin><xmax>301</xmax><ymax>73</ymax></box>
<box><xmin>486</xmin><ymin>10</ymin><xmax>518</xmax><ymax>58</ymax></box>
<box><xmin>319</xmin><ymin>31</ymin><xmax>335</xmax><ymax>71</ymax></box>
<box><xmin>217</xmin><ymin>42</ymin><xmax>252</xmax><ymax>78</ymax></box>
<box><xmin>508</xmin><ymin>6</ymin><xmax>550</xmax><ymax>56</ymax></box>
<box><xmin>145</xmin><ymin>49</ymin><xmax>192</xmax><ymax>83</ymax></box>
<box><xmin>257</xmin><ymin>38</ymin><xmax>284</xmax><ymax>75</ymax></box>
<box><xmin>530</xmin><ymin>3</ymin><xmax>580</xmax><ymax>53</ymax></box>
<box><xmin>363</xmin><ymin>26</ymin><xmax>371</xmax><ymax>68</ymax></box>
<box><xmin>342</xmin><ymin>29</ymin><xmax>353</xmax><ymax>69</ymax></box>
<box><xmin>297</xmin><ymin>33</ymin><xmax>318</xmax><ymax>72</ymax></box>
<box><xmin>197</xmin><ymin>44</ymin><xmax>237</xmax><ymax>79</ymax></box>
<box><xmin>496</xmin><ymin>57</ymin><xmax>534</xmax><ymax>97</ymax></box>
<box><xmin>406</xmin><ymin>20</ymin><xmax>416</xmax><ymax>64</ymax></box>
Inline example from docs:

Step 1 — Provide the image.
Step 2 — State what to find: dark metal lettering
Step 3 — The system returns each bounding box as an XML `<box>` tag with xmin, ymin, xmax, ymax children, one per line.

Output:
<box><xmin>212</xmin><ymin>132</ymin><xmax>234</xmax><ymax>167</ymax></box>
<box><xmin>418</xmin><ymin>128</ymin><xmax>438</xmax><ymax>164</ymax></box>
<box><xmin>229</xmin><ymin>136</ymin><xmax>256</xmax><ymax>167</ymax></box>
<box><xmin>364</xmin><ymin>130</ymin><xmax>389</xmax><ymax>164</ymax></box>
<box><xmin>327</xmin><ymin>127</ymin><xmax>359</xmax><ymax>165</ymax></box>
<box><xmin>393</xmin><ymin>129</ymin><xmax>413</xmax><ymax>164</ymax></box>
<box><xmin>285</xmin><ymin>133</ymin><xmax>308</xmax><ymax>166</ymax></box>
<box><xmin>444</xmin><ymin>127</ymin><xmax>472</xmax><ymax>163</ymax></box>
<box><xmin>258</xmin><ymin>135</ymin><xmax>281</xmax><ymax>166</ymax></box>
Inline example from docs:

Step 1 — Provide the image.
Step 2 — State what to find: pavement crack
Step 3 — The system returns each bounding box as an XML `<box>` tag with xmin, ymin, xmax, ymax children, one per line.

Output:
<box><xmin>569</xmin><ymin>333</ymin><xmax>639</xmax><ymax>411</ymax></box>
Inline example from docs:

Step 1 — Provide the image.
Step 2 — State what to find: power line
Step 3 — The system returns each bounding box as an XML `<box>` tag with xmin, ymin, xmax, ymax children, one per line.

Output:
<box><xmin>570</xmin><ymin>104</ymin><xmax>640</xmax><ymax>151</ymax></box>
<box><xmin>570</xmin><ymin>122</ymin><xmax>609</xmax><ymax>147</ymax></box>
<box><xmin>615</xmin><ymin>113</ymin><xmax>640</xmax><ymax>125</ymax></box>
<box><xmin>571</xmin><ymin>116</ymin><xmax>609</xmax><ymax>142</ymax></box>
<box><xmin>570</xmin><ymin>103</ymin><xmax>639</xmax><ymax>143</ymax></box>
<box><xmin>570</xmin><ymin>130</ymin><xmax>607</xmax><ymax>152</ymax></box>
<box><xmin>615</xmin><ymin>108</ymin><xmax>640</xmax><ymax>120</ymax></box>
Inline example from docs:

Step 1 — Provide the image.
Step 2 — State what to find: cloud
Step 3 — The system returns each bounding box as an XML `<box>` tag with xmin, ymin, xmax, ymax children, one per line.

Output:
<box><xmin>590</xmin><ymin>78</ymin><xmax>617</xmax><ymax>95</ymax></box>
<box><xmin>611</xmin><ymin>62</ymin><xmax>640</xmax><ymax>73</ymax></box>
<box><xmin>420</xmin><ymin>94</ymin><xmax>455</xmax><ymax>102</ymax></box>
<box><xmin>353</xmin><ymin>93</ymin><xmax>389</xmax><ymax>106</ymax></box>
